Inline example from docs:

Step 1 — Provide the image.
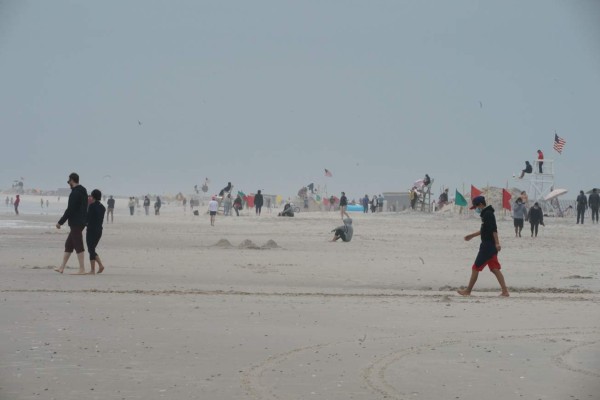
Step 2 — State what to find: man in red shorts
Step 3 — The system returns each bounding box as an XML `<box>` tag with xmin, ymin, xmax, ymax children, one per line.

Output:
<box><xmin>54</xmin><ymin>173</ymin><xmax>88</xmax><ymax>275</ymax></box>
<box><xmin>458</xmin><ymin>196</ymin><xmax>509</xmax><ymax>297</ymax></box>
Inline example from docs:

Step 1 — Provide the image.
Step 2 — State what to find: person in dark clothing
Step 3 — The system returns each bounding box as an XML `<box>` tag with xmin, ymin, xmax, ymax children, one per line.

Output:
<box><xmin>86</xmin><ymin>189</ymin><xmax>106</xmax><ymax>274</ymax></box>
<box><xmin>154</xmin><ymin>196</ymin><xmax>162</xmax><ymax>215</ymax></box>
<box><xmin>423</xmin><ymin>174</ymin><xmax>431</xmax><ymax>187</ymax></box>
<box><xmin>576</xmin><ymin>190</ymin><xmax>587</xmax><ymax>224</ymax></box>
<box><xmin>458</xmin><ymin>196</ymin><xmax>509</xmax><ymax>297</ymax></box>
<box><xmin>254</xmin><ymin>190</ymin><xmax>264</xmax><ymax>216</ymax></box>
<box><xmin>55</xmin><ymin>173</ymin><xmax>88</xmax><ymax>274</ymax></box>
<box><xmin>106</xmin><ymin>196</ymin><xmax>115</xmax><ymax>223</ymax></box>
<box><xmin>528</xmin><ymin>202</ymin><xmax>544</xmax><ymax>237</ymax></box>
<box><xmin>518</xmin><ymin>161</ymin><xmax>533</xmax><ymax>179</ymax></box>
<box><xmin>589</xmin><ymin>189</ymin><xmax>600</xmax><ymax>224</ymax></box>
<box><xmin>14</xmin><ymin>194</ymin><xmax>20</xmax><ymax>215</ymax></box>
<box><xmin>143</xmin><ymin>196</ymin><xmax>150</xmax><ymax>216</ymax></box>
<box><xmin>362</xmin><ymin>195</ymin><xmax>369</xmax><ymax>213</ymax></box>
<box><xmin>339</xmin><ymin>192</ymin><xmax>350</xmax><ymax>220</ymax></box>
<box><xmin>219</xmin><ymin>182</ymin><xmax>232</xmax><ymax>197</ymax></box>
<box><xmin>233</xmin><ymin>194</ymin><xmax>243</xmax><ymax>216</ymax></box>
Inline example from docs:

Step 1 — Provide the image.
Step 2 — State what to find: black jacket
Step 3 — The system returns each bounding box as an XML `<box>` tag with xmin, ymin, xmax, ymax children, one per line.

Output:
<box><xmin>528</xmin><ymin>206</ymin><xmax>543</xmax><ymax>225</ymax></box>
<box><xmin>254</xmin><ymin>193</ymin><xmax>264</xmax><ymax>207</ymax></box>
<box><xmin>58</xmin><ymin>185</ymin><xmax>88</xmax><ymax>227</ymax></box>
<box><xmin>479</xmin><ymin>205</ymin><xmax>498</xmax><ymax>242</ymax></box>
<box><xmin>589</xmin><ymin>193</ymin><xmax>600</xmax><ymax>209</ymax></box>
<box><xmin>576</xmin><ymin>194</ymin><xmax>588</xmax><ymax>210</ymax></box>
<box><xmin>87</xmin><ymin>201</ymin><xmax>106</xmax><ymax>232</ymax></box>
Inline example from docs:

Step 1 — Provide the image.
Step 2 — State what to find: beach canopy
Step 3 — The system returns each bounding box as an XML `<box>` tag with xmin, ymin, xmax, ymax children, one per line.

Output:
<box><xmin>544</xmin><ymin>188</ymin><xmax>568</xmax><ymax>201</ymax></box>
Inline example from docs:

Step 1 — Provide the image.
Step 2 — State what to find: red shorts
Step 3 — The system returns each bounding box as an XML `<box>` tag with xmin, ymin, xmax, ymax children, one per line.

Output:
<box><xmin>472</xmin><ymin>255</ymin><xmax>501</xmax><ymax>271</ymax></box>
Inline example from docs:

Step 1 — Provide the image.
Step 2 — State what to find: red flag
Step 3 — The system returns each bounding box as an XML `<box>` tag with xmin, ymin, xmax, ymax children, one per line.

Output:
<box><xmin>470</xmin><ymin>185</ymin><xmax>482</xmax><ymax>200</ymax></box>
<box><xmin>324</xmin><ymin>168</ymin><xmax>333</xmax><ymax>177</ymax></box>
<box><xmin>502</xmin><ymin>189</ymin><xmax>512</xmax><ymax>210</ymax></box>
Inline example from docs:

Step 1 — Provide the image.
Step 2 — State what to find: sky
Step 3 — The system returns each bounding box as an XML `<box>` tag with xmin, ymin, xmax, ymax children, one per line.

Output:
<box><xmin>1</xmin><ymin>0</ymin><xmax>599</xmax><ymax>201</ymax></box>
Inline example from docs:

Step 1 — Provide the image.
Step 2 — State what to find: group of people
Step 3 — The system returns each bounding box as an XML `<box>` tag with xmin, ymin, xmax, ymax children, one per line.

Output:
<box><xmin>518</xmin><ymin>150</ymin><xmax>544</xmax><ymax>179</ymax></box>
<box><xmin>576</xmin><ymin>189</ymin><xmax>600</xmax><ymax>224</ymax></box>
<box><xmin>511</xmin><ymin>196</ymin><xmax>544</xmax><ymax>238</ymax></box>
<box><xmin>361</xmin><ymin>194</ymin><xmax>384</xmax><ymax>213</ymax></box>
<box><xmin>54</xmin><ymin>173</ymin><xmax>105</xmax><ymax>275</ymax></box>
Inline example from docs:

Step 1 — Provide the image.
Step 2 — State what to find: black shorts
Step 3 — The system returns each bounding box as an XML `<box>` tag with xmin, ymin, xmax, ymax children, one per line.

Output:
<box><xmin>473</xmin><ymin>241</ymin><xmax>499</xmax><ymax>269</ymax></box>
<box><xmin>65</xmin><ymin>225</ymin><xmax>85</xmax><ymax>253</ymax></box>
<box><xmin>513</xmin><ymin>218</ymin><xmax>524</xmax><ymax>228</ymax></box>
<box><xmin>210</xmin><ymin>211</ymin><xmax>217</xmax><ymax>216</ymax></box>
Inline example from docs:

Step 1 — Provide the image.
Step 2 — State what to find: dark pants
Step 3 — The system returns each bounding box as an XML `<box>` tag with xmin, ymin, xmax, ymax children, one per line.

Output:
<box><xmin>530</xmin><ymin>222</ymin><xmax>539</xmax><ymax>237</ymax></box>
<box><xmin>129</xmin><ymin>206</ymin><xmax>134</xmax><ymax>215</ymax></box>
<box><xmin>234</xmin><ymin>207</ymin><xmax>239</xmax><ymax>216</ymax></box>
<box><xmin>255</xmin><ymin>205</ymin><xmax>262</xmax><ymax>215</ymax></box>
<box><xmin>538</xmin><ymin>162</ymin><xmax>543</xmax><ymax>173</ymax></box>
<box><xmin>592</xmin><ymin>207</ymin><xmax>599</xmax><ymax>223</ymax></box>
<box><xmin>577</xmin><ymin>207</ymin><xmax>585</xmax><ymax>224</ymax></box>
<box><xmin>86</xmin><ymin>229</ymin><xmax>102</xmax><ymax>260</ymax></box>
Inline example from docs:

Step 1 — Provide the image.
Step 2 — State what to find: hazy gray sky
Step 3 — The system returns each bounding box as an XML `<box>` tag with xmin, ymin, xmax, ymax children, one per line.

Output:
<box><xmin>1</xmin><ymin>1</ymin><xmax>599</xmax><ymax>200</ymax></box>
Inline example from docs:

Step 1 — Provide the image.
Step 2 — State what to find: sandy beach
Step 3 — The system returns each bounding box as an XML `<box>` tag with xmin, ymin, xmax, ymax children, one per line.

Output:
<box><xmin>1</xmin><ymin>198</ymin><xmax>599</xmax><ymax>399</ymax></box>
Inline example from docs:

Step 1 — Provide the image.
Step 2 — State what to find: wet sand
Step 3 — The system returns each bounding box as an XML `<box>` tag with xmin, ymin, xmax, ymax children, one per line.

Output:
<box><xmin>1</xmin><ymin>203</ymin><xmax>599</xmax><ymax>399</ymax></box>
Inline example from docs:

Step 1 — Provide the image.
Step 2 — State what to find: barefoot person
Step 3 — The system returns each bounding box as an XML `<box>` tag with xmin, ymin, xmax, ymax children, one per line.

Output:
<box><xmin>55</xmin><ymin>173</ymin><xmax>88</xmax><ymax>275</ymax></box>
<box><xmin>330</xmin><ymin>218</ymin><xmax>353</xmax><ymax>242</ymax></box>
<box><xmin>458</xmin><ymin>196</ymin><xmax>509</xmax><ymax>297</ymax></box>
<box><xmin>86</xmin><ymin>189</ymin><xmax>106</xmax><ymax>274</ymax></box>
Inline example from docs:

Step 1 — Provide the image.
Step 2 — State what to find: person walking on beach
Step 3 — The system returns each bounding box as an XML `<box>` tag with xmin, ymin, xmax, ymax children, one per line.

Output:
<box><xmin>378</xmin><ymin>194</ymin><xmax>384</xmax><ymax>212</ymax></box>
<box><xmin>339</xmin><ymin>192</ymin><xmax>350</xmax><ymax>220</ymax></box>
<box><xmin>14</xmin><ymin>194</ymin><xmax>20</xmax><ymax>215</ymax></box>
<box><xmin>528</xmin><ymin>202</ymin><xmax>544</xmax><ymax>237</ymax></box>
<box><xmin>223</xmin><ymin>193</ymin><xmax>232</xmax><ymax>216</ymax></box>
<box><xmin>154</xmin><ymin>196</ymin><xmax>161</xmax><ymax>215</ymax></box>
<box><xmin>233</xmin><ymin>194</ymin><xmax>243</xmax><ymax>216</ymax></box>
<box><xmin>208</xmin><ymin>195</ymin><xmax>218</xmax><ymax>226</ymax></box>
<box><xmin>5</xmin><ymin>196</ymin><xmax>8</xmax><ymax>207</ymax></box>
<box><xmin>588</xmin><ymin>188</ymin><xmax>599</xmax><ymax>224</ymax></box>
<box><xmin>128</xmin><ymin>197</ymin><xmax>135</xmax><ymax>216</ymax></box>
<box><xmin>512</xmin><ymin>197</ymin><xmax>527</xmax><ymax>237</ymax></box>
<box><xmin>54</xmin><ymin>173</ymin><xmax>88</xmax><ymax>275</ymax></box>
<box><xmin>143</xmin><ymin>196</ymin><xmax>150</xmax><ymax>215</ymax></box>
<box><xmin>457</xmin><ymin>196</ymin><xmax>509</xmax><ymax>297</ymax></box>
<box><xmin>254</xmin><ymin>190</ymin><xmax>264</xmax><ymax>216</ymax></box>
<box><xmin>106</xmin><ymin>196</ymin><xmax>115</xmax><ymax>223</ymax></box>
<box><xmin>576</xmin><ymin>190</ymin><xmax>587</xmax><ymax>224</ymax></box>
<box><xmin>362</xmin><ymin>195</ymin><xmax>369</xmax><ymax>213</ymax></box>
<box><xmin>86</xmin><ymin>189</ymin><xmax>106</xmax><ymax>274</ymax></box>
<box><xmin>537</xmin><ymin>149</ymin><xmax>544</xmax><ymax>173</ymax></box>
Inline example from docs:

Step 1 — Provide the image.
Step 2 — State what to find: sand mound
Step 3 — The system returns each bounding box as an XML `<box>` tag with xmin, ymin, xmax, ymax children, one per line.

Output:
<box><xmin>213</xmin><ymin>239</ymin><xmax>233</xmax><ymax>248</ymax></box>
<box><xmin>238</xmin><ymin>239</ymin><xmax>260</xmax><ymax>249</ymax></box>
<box><xmin>261</xmin><ymin>240</ymin><xmax>280</xmax><ymax>249</ymax></box>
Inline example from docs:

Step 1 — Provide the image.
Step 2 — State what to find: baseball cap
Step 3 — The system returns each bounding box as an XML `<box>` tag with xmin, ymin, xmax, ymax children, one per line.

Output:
<box><xmin>470</xmin><ymin>196</ymin><xmax>485</xmax><ymax>209</ymax></box>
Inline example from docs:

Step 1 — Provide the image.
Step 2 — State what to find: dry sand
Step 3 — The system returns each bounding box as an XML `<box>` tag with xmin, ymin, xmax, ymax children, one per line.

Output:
<box><xmin>1</xmin><ymin>199</ymin><xmax>599</xmax><ymax>399</ymax></box>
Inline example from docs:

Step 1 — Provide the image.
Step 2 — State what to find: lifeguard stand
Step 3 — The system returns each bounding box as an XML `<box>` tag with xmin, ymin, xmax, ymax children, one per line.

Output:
<box><xmin>527</xmin><ymin>159</ymin><xmax>555</xmax><ymax>202</ymax></box>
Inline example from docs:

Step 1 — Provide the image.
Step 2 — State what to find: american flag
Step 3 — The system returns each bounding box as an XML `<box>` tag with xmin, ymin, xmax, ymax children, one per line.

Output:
<box><xmin>324</xmin><ymin>168</ymin><xmax>333</xmax><ymax>177</ymax></box>
<box><xmin>553</xmin><ymin>133</ymin><xmax>566</xmax><ymax>154</ymax></box>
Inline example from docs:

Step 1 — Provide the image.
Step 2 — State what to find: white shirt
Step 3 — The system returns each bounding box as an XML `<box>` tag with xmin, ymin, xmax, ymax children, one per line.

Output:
<box><xmin>208</xmin><ymin>200</ymin><xmax>219</xmax><ymax>212</ymax></box>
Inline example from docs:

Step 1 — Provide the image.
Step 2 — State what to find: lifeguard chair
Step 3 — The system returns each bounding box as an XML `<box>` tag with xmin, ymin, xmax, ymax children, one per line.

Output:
<box><xmin>528</xmin><ymin>158</ymin><xmax>556</xmax><ymax>202</ymax></box>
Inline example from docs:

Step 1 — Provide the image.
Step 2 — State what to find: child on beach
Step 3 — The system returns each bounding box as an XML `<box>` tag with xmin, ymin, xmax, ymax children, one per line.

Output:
<box><xmin>458</xmin><ymin>196</ymin><xmax>509</xmax><ymax>297</ymax></box>
<box><xmin>86</xmin><ymin>189</ymin><xmax>106</xmax><ymax>274</ymax></box>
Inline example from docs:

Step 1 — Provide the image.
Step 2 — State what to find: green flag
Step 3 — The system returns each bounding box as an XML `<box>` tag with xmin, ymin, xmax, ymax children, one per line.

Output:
<box><xmin>455</xmin><ymin>190</ymin><xmax>468</xmax><ymax>207</ymax></box>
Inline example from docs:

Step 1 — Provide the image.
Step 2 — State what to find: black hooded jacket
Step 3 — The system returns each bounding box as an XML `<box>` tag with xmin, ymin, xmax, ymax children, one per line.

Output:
<box><xmin>58</xmin><ymin>185</ymin><xmax>88</xmax><ymax>227</ymax></box>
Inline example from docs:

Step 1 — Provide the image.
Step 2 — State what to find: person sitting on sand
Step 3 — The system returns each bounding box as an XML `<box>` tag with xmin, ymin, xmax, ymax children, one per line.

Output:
<box><xmin>457</xmin><ymin>196</ymin><xmax>509</xmax><ymax>297</ymax></box>
<box><xmin>330</xmin><ymin>218</ymin><xmax>353</xmax><ymax>242</ymax></box>
<box><xmin>278</xmin><ymin>203</ymin><xmax>294</xmax><ymax>217</ymax></box>
<box><xmin>86</xmin><ymin>189</ymin><xmax>106</xmax><ymax>274</ymax></box>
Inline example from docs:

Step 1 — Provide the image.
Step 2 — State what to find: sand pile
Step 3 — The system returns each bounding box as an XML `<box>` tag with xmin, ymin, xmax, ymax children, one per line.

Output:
<box><xmin>261</xmin><ymin>239</ymin><xmax>280</xmax><ymax>249</ymax></box>
<box><xmin>238</xmin><ymin>239</ymin><xmax>260</xmax><ymax>249</ymax></box>
<box><xmin>213</xmin><ymin>239</ymin><xmax>233</xmax><ymax>248</ymax></box>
